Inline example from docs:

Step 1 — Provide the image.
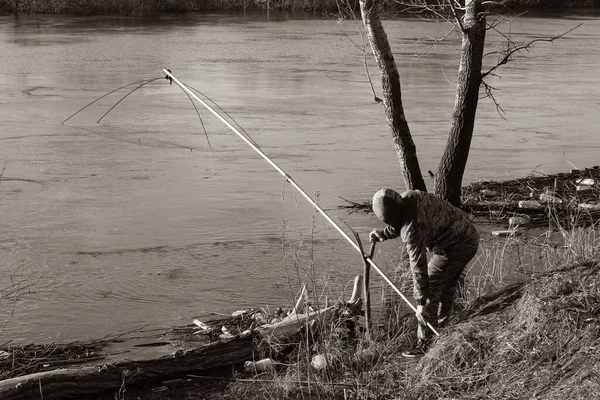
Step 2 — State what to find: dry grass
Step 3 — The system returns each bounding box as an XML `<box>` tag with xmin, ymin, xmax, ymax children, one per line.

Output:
<box><xmin>410</xmin><ymin>260</ymin><xmax>600</xmax><ymax>399</ymax></box>
<box><xmin>214</xmin><ymin>223</ymin><xmax>600</xmax><ymax>400</ymax></box>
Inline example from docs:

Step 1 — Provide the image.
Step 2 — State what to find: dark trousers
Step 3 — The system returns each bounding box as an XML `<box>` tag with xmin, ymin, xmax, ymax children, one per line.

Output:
<box><xmin>417</xmin><ymin>236</ymin><xmax>479</xmax><ymax>345</ymax></box>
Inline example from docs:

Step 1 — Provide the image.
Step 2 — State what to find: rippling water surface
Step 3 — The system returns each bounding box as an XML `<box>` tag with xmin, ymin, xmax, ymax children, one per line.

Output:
<box><xmin>1</xmin><ymin>11</ymin><xmax>599</xmax><ymax>342</ymax></box>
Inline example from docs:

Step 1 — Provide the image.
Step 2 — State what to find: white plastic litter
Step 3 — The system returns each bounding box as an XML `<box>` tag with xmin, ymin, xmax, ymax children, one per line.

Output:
<box><xmin>492</xmin><ymin>229</ymin><xmax>520</xmax><ymax>237</ymax></box>
<box><xmin>244</xmin><ymin>358</ymin><xmax>275</xmax><ymax>373</ymax></box>
<box><xmin>539</xmin><ymin>193</ymin><xmax>562</xmax><ymax>204</ymax></box>
<box><xmin>576</xmin><ymin>178</ymin><xmax>595</xmax><ymax>186</ymax></box>
<box><xmin>518</xmin><ymin>200</ymin><xmax>542</xmax><ymax>209</ymax></box>
<box><xmin>579</xmin><ymin>203</ymin><xmax>600</xmax><ymax>211</ymax></box>
<box><xmin>192</xmin><ymin>319</ymin><xmax>211</xmax><ymax>332</ymax></box>
<box><xmin>311</xmin><ymin>354</ymin><xmax>329</xmax><ymax>370</ymax></box>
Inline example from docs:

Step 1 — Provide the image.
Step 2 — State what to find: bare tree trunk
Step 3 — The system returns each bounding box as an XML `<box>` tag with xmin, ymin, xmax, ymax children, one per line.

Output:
<box><xmin>359</xmin><ymin>0</ymin><xmax>427</xmax><ymax>192</ymax></box>
<box><xmin>434</xmin><ymin>0</ymin><xmax>486</xmax><ymax>207</ymax></box>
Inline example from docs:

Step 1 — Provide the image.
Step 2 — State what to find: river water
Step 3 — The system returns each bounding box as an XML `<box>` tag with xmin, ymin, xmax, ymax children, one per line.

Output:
<box><xmin>1</xmin><ymin>11</ymin><xmax>599</xmax><ymax>343</ymax></box>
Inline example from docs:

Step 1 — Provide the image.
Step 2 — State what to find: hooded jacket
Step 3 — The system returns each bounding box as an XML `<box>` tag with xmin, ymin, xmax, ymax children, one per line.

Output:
<box><xmin>373</xmin><ymin>189</ymin><xmax>479</xmax><ymax>303</ymax></box>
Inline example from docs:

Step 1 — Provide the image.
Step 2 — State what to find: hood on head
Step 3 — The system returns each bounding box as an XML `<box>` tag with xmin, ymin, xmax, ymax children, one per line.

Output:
<box><xmin>372</xmin><ymin>188</ymin><xmax>404</xmax><ymax>226</ymax></box>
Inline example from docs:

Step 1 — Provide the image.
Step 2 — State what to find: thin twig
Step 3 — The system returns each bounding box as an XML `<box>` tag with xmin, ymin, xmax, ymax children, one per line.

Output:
<box><xmin>446</xmin><ymin>0</ymin><xmax>465</xmax><ymax>32</ymax></box>
<box><xmin>482</xmin><ymin>23</ymin><xmax>583</xmax><ymax>79</ymax></box>
<box><xmin>334</xmin><ymin>0</ymin><xmax>382</xmax><ymax>103</ymax></box>
<box><xmin>407</xmin><ymin>25</ymin><xmax>458</xmax><ymax>67</ymax></box>
<box><xmin>481</xmin><ymin>80</ymin><xmax>506</xmax><ymax>119</ymax></box>
<box><xmin>353</xmin><ymin>0</ymin><xmax>382</xmax><ymax>104</ymax></box>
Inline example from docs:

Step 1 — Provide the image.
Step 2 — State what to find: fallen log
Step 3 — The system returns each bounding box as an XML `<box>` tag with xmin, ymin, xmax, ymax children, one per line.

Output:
<box><xmin>0</xmin><ymin>338</ymin><xmax>254</xmax><ymax>400</ymax></box>
<box><xmin>0</xmin><ymin>276</ymin><xmax>364</xmax><ymax>399</ymax></box>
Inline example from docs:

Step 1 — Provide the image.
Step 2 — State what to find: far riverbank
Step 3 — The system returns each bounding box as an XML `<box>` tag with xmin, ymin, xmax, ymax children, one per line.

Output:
<box><xmin>1</xmin><ymin>0</ymin><xmax>598</xmax><ymax>16</ymax></box>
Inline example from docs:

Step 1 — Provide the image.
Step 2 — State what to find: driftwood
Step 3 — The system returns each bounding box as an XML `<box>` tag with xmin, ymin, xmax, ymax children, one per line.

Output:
<box><xmin>462</xmin><ymin>166</ymin><xmax>600</xmax><ymax>227</ymax></box>
<box><xmin>339</xmin><ymin>166</ymin><xmax>600</xmax><ymax>229</ymax></box>
<box><xmin>256</xmin><ymin>276</ymin><xmax>362</xmax><ymax>342</ymax></box>
<box><xmin>0</xmin><ymin>276</ymin><xmax>364</xmax><ymax>399</ymax></box>
<box><xmin>0</xmin><ymin>338</ymin><xmax>254</xmax><ymax>400</ymax></box>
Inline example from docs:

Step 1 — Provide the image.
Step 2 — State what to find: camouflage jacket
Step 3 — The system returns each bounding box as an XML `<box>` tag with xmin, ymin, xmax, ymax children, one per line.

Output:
<box><xmin>379</xmin><ymin>190</ymin><xmax>479</xmax><ymax>303</ymax></box>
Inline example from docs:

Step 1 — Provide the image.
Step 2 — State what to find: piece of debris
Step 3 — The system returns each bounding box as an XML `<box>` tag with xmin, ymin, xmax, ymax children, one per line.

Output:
<box><xmin>518</xmin><ymin>200</ymin><xmax>542</xmax><ymax>209</ymax></box>
<box><xmin>579</xmin><ymin>203</ymin><xmax>600</xmax><ymax>211</ymax></box>
<box><xmin>218</xmin><ymin>332</ymin><xmax>235</xmax><ymax>342</ymax></box>
<box><xmin>239</xmin><ymin>329</ymin><xmax>252</xmax><ymax>339</ymax></box>
<box><xmin>539</xmin><ymin>193</ymin><xmax>562</xmax><ymax>204</ymax></box>
<box><xmin>509</xmin><ymin>216</ymin><xmax>531</xmax><ymax>227</ymax></box>
<box><xmin>576</xmin><ymin>178</ymin><xmax>595</xmax><ymax>186</ymax></box>
<box><xmin>231</xmin><ymin>309</ymin><xmax>251</xmax><ymax>318</ymax></box>
<box><xmin>576</xmin><ymin>184</ymin><xmax>593</xmax><ymax>192</ymax></box>
<box><xmin>461</xmin><ymin>166</ymin><xmax>600</xmax><ymax>229</ymax></box>
<box><xmin>492</xmin><ymin>229</ymin><xmax>521</xmax><ymax>237</ymax></box>
<box><xmin>310</xmin><ymin>354</ymin><xmax>329</xmax><ymax>370</ymax></box>
<box><xmin>480</xmin><ymin>189</ymin><xmax>498</xmax><ymax>197</ymax></box>
<box><xmin>192</xmin><ymin>319</ymin><xmax>211</xmax><ymax>333</ymax></box>
<box><xmin>244</xmin><ymin>358</ymin><xmax>275</xmax><ymax>373</ymax></box>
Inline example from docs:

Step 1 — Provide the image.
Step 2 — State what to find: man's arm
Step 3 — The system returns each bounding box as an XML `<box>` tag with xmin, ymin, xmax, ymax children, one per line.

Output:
<box><xmin>403</xmin><ymin>225</ymin><xmax>429</xmax><ymax>304</ymax></box>
<box><xmin>370</xmin><ymin>224</ymin><xmax>401</xmax><ymax>242</ymax></box>
<box><xmin>381</xmin><ymin>225</ymin><xmax>400</xmax><ymax>240</ymax></box>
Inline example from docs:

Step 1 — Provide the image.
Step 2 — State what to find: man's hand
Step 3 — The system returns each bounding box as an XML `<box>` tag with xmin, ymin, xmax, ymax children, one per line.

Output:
<box><xmin>369</xmin><ymin>229</ymin><xmax>385</xmax><ymax>243</ymax></box>
<box><xmin>415</xmin><ymin>305</ymin><xmax>430</xmax><ymax>326</ymax></box>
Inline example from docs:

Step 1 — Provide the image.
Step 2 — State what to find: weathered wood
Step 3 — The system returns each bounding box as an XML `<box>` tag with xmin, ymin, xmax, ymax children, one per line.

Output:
<box><xmin>0</xmin><ymin>338</ymin><xmax>255</xmax><ymax>400</ymax></box>
<box><xmin>257</xmin><ymin>276</ymin><xmax>363</xmax><ymax>342</ymax></box>
<box><xmin>363</xmin><ymin>242</ymin><xmax>376</xmax><ymax>339</ymax></box>
<box><xmin>1</xmin><ymin>277</ymin><xmax>365</xmax><ymax>399</ymax></box>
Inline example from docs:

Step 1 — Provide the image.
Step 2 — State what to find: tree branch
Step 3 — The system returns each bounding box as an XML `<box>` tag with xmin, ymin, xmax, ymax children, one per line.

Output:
<box><xmin>393</xmin><ymin>0</ymin><xmax>458</xmax><ymax>27</ymax></box>
<box><xmin>335</xmin><ymin>0</ymin><xmax>382</xmax><ymax>103</ymax></box>
<box><xmin>446</xmin><ymin>0</ymin><xmax>465</xmax><ymax>32</ymax></box>
<box><xmin>408</xmin><ymin>25</ymin><xmax>459</xmax><ymax>67</ymax></box>
<box><xmin>481</xmin><ymin>79</ymin><xmax>506</xmax><ymax>119</ymax></box>
<box><xmin>482</xmin><ymin>23</ymin><xmax>583</xmax><ymax>79</ymax></box>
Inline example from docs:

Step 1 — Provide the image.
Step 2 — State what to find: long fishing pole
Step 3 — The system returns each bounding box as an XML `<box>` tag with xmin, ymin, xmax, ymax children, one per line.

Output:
<box><xmin>162</xmin><ymin>69</ymin><xmax>438</xmax><ymax>336</ymax></box>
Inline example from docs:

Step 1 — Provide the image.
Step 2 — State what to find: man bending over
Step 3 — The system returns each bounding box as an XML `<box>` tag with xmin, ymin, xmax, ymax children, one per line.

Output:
<box><xmin>370</xmin><ymin>188</ymin><xmax>479</xmax><ymax>357</ymax></box>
